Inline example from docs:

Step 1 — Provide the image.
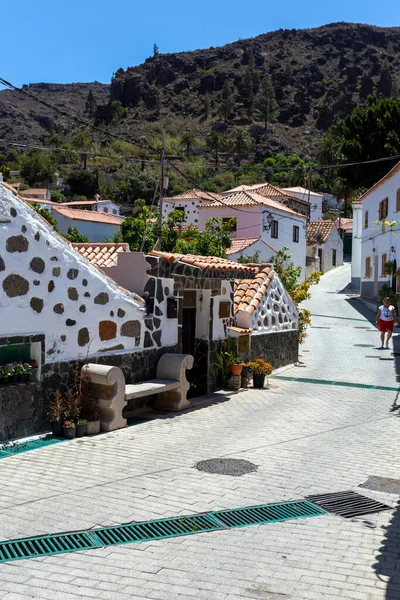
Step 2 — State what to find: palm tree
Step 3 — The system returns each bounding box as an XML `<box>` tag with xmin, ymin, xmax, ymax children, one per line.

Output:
<box><xmin>232</xmin><ymin>130</ymin><xmax>251</xmax><ymax>166</ymax></box>
<box><xmin>207</xmin><ymin>131</ymin><xmax>223</xmax><ymax>166</ymax></box>
<box><xmin>72</xmin><ymin>132</ymin><xmax>92</xmax><ymax>170</ymax></box>
<box><xmin>180</xmin><ymin>131</ymin><xmax>196</xmax><ymax>156</ymax></box>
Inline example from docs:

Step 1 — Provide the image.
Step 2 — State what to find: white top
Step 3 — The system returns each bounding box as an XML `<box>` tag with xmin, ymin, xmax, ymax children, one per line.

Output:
<box><xmin>379</xmin><ymin>305</ymin><xmax>395</xmax><ymax>321</ymax></box>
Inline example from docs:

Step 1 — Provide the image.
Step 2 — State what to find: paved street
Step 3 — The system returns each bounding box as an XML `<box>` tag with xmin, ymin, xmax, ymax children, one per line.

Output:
<box><xmin>0</xmin><ymin>263</ymin><xmax>399</xmax><ymax>600</ymax></box>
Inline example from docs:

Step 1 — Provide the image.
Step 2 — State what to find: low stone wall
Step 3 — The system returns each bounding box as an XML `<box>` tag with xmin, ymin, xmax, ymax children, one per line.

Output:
<box><xmin>250</xmin><ymin>330</ymin><xmax>299</xmax><ymax>368</ymax></box>
<box><xmin>0</xmin><ymin>345</ymin><xmax>179</xmax><ymax>441</ymax></box>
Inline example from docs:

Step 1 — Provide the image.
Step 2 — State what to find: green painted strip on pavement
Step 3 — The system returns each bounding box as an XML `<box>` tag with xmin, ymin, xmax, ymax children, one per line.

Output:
<box><xmin>274</xmin><ymin>376</ymin><xmax>399</xmax><ymax>392</ymax></box>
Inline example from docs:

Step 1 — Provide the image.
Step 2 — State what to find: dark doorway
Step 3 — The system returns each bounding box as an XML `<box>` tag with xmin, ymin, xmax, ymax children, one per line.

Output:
<box><xmin>182</xmin><ymin>291</ymin><xmax>203</xmax><ymax>398</ymax></box>
<box><xmin>318</xmin><ymin>248</ymin><xmax>322</xmax><ymax>272</ymax></box>
<box><xmin>332</xmin><ymin>249</ymin><xmax>337</xmax><ymax>267</ymax></box>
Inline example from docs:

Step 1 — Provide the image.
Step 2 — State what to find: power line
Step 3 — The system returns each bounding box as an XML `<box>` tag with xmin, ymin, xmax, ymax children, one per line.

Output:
<box><xmin>0</xmin><ymin>76</ymin><xmax>149</xmax><ymax>151</ymax></box>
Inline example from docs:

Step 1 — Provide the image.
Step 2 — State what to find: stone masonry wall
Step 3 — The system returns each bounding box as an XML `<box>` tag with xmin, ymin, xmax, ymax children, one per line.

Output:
<box><xmin>250</xmin><ymin>330</ymin><xmax>299</xmax><ymax>368</ymax></box>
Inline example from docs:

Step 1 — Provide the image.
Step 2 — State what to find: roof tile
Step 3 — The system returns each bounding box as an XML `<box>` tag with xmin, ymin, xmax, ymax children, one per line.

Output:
<box><xmin>72</xmin><ymin>243</ymin><xmax>129</xmax><ymax>267</ymax></box>
<box><xmin>53</xmin><ymin>206</ymin><xmax>123</xmax><ymax>225</ymax></box>
<box><xmin>306</xmin><ymin>220</ymin><xmax>335</xmax><ymax>245</ymax></box>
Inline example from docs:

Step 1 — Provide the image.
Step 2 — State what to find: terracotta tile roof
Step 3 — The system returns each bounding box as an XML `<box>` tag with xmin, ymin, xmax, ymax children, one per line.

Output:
<box><xmin>358</xmin><ymin>161</ymin><xmax>400</xmax><ymax>201</ymax></box>
<box><xmin>226</xmin><ymin>237</ymin><xmax>278</xmax><ymax>256</ymax></box>
<box><xmin>166</xmin><ymin>188</ymin><xmax>222</xmax><ymax>202</ymax></box>
<box><xmin>283</xmin><ymin>186</ymin><xmax>322</xmax><ymax>198</ymax></box>
<box><xmin>200</xmin><ymin>191</ymin><xmax>307</xmax><ymax>218</ymax></box>
<box><xmin>72</xmin><ymin>243</ymin><xmax>129</xmax><ymax>267</ymax></box>
<box><xmin>53</xmin><ymin>206</ymin><xmax>123</xmax><ymax>225</ymax></box>
<box><xmin>227</xmin><ymin>326</ymin><xmax>253</xmax><ymax>334</ymax></box>
<box><xmin>22</xmin><ymin>197</ymin><xmax>56</xmax><ymax>205</ymax></box>
<box><xmin>336</xmin><ymin>218</ymin><xmax>353</xmax><ymax>231</ymax></box>
<box><xmin>21</xmin><ymin>188</ymin><xmax>49</xmax><ymax>196</ymax></box>
<box><xmin>149</xmin><ymin>251</ymin><xmax>258</xmax><ymax>273</ymax></box>
<box><xmin>234</xmin><ymin>267</ymin><xmax>274</xmax><ymax>315</ymax></box>
<box><xmin>225</xmin><ymin>182</ymin><xmax>289</xmax><ymax>198</ymax></box>
<box><xmin>307</xmin><ymin>220</ymin><xmax>335</xmax><ymax>245</ymax></box>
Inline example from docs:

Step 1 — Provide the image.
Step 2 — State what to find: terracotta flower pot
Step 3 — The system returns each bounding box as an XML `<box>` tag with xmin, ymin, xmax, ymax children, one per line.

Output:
<box><xmin>230</xmin><ymin>364</ymin><xmax>243</xmax><ymax>376</ymax></box>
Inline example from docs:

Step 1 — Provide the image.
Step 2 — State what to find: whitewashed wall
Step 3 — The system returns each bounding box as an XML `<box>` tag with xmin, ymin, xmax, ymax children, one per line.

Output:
<box><xmin>212</xmin><ymin>280</ymin><xmax>234</xmax><ymax>340</ymax></box>
<box><xmin>0</xmin><ymin>185</ymin><xmax>148</xmax><ymax>363</ymax></box>
<box><xmin>53</xmin><ymin>212</ymin><xmax>121</xmax><ymax>242</ymax></box>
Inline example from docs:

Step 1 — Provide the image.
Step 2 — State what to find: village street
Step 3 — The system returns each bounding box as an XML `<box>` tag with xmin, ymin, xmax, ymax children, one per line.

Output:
<box><xmin>0</xmin><ymin>263</ymin><xmax>399</xmax><ymax>599</ymax></box>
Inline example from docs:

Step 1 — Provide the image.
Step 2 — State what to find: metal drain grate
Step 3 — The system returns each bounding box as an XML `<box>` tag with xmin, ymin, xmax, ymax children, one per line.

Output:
<box><xmin>305</xmin><ymin>491</ymin><xmax>392</xmax><ymax>518</ymax></box>
<box><xmin>274</xmin><ymin>376</ymin><xmax>400</xmax><ymax>392</ymax></box>
<box><xmin>0</xmin><ymin>500</ymin><xmax>326</xmax><ymax>563</ymax></box>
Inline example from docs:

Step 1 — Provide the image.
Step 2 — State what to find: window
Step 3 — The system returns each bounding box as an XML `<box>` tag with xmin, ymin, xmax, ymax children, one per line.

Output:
<box><xmin>364</xmin><ymin>210</ymin><xmax>368</xmax><ymax>229</ymax></box>
<box><xmin>365</xmin><ymin>256</ymin><xmax>371</xmax><ymax>278</ymax></box>
<box><xmin>397</xmin><ymin>188</ymin><xmax>400</xmax><ymax>212</ymax></box>
<box><xmin>113</xmin><ymin>209</ymin><xmax>117</xmax><ymax>215</ymax></box>
<box><xmin>332</xmin><ymin>249</ymin><xmax>337</xmax><ymax>267</ymax></box>
<box><xmin>271</xmin><ymin>220</ymin><xmax>279</xmax><ymax>239</ymax></box>
<box><xmin>222</xmin><ymin>217</ymin><xmax>236</xmax><ymax>232</ymax></box>
<box><xmin>103</xmin><ymin>207</ymin><xmax>109</xmax><ymax>213</ymax></box>
<box><xmin>293</xmin><ymin>225</ymin><xmax>299</xmax><ymax>243</ymax></box>
<box><xmin>378</xmin><ymin>198</ymin><xmax>388</xmax><ymax>220</ymax></box>
<box><xmin>381</xmin><ymin>253</ymin><xmax>388</xmax><ymax>276</ymax></box>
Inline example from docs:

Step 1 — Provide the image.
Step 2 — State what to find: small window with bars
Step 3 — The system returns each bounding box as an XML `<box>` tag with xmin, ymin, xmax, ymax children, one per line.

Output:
<box><xmin>378</xmin><ymin>198</ymin><xmax>388</xmax><ymax>220</ymax></box>
<box><xmin>293</xmin><ymin>225</ymin><xmax>299</xmax><ymax>243</ymax></box>
<box><xmin>364</xmin><ymin>210</ymin><xmax>368</xmax><ymax>229</ymax></box>
<box><xmin>271</xmin><ymin>220</ymin><xmax>279</xmax><ymax>239</ymax></box>
<box><xmin>365</xmin><ymin>256</ymin><xmax>371</xmax><ymax>278</ymax></box>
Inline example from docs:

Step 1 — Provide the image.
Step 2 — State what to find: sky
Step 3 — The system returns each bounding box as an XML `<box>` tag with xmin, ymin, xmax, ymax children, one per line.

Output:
<box><xmin>2</xmin><ymin>0</ymin><xmax>400</xmax><ymax>88</ymax></box>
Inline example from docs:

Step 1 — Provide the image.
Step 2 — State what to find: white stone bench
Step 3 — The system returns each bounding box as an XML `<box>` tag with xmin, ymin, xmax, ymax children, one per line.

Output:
<box><xmin>82</xmin><ymin>353</ymin><xmax>194</xmax><ymax>432</ymax></box>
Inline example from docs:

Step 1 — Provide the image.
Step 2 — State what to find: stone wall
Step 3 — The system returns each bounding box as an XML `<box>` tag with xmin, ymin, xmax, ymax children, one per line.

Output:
<box><xmin>0</xmin><ymin>344</ymin><xmax>179</xmax><ymax>441</ymax></box>
<box><xmin>250</xmin><ymin>330</ymin><xmax>299</xmax><ymax>368</ymax></box>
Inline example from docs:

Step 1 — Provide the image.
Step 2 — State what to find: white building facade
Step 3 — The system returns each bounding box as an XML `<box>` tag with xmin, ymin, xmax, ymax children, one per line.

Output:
<box><xmin>359</xmin><ymin>162</ymin><xmax>400</xmax><ymax>301</ymax></box>
<box><xmin>162</xmin><ymin>189</ymin><xmax>222</xmax><ymax>227</ymax></box>
<box><xmin>351</xmin><ymin>201</ymin><xmax>363</xmax><ymax>291</ymax></box>
<box><xmin>283</xmin><ymin>187</ymin><xmax>323</xmax><ymax>221</ymax></box>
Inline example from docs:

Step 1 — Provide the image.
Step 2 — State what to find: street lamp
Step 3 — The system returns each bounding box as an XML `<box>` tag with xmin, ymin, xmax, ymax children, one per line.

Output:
<box><xmin>263</xmin><ymin>212</ymin><xmax>274</xmax><ymax>232</ymax></box>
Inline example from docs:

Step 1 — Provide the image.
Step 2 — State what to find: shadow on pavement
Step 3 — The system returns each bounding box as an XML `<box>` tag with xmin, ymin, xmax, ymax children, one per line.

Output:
<box><xmin>373</xmin><ymin>500</ymin><xmax>400</xmax><ymax>599</ymax></box>
<box><xmin>344</xmin><ymin>297</ymin><xmax>377</xmax><ymax>321</ymax></box>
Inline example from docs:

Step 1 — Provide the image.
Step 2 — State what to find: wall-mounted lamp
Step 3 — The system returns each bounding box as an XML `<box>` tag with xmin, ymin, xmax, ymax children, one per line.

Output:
<box><xmin>263</xmin><ymin>212</ymin><xmax>274</xmax><ymax>232</ymax></box>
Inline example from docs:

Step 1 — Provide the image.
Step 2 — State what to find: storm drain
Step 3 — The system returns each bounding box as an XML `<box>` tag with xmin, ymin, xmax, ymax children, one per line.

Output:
<box><xmin>274</xmin><ymin>376</ymin><xmax>400</xmax><ymax>392</ymax></box>
<box><xmin>0</xmin><ymin>500</ymin><xmax>326</xmax><ymax>563</ymax></box>
<box><xmin>306</xmin><ymin>490</ymin><xmax>392</xmax><ymax>518</ymax></box>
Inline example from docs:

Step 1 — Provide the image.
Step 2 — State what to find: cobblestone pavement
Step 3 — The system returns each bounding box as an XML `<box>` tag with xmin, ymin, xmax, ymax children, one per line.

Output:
<box><xmin>0</xmin><ymin>263</ymin><xmax>400</xmax><ymax>599</ymax></box>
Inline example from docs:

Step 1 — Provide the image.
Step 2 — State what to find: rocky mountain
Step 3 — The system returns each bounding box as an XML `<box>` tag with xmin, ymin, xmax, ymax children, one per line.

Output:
<box><xmin>1</xmin><ymin>23</ymin><xmax>399</xmax><ymax>159</ymax></box>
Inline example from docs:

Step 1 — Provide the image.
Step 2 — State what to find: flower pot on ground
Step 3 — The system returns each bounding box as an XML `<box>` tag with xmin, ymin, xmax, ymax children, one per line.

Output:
<box><xmin>63</xmin><ymin>420</ymin><xmax>76</xmax><ymax>439</ymax></box>
<box><xmin>248</xmin><ymin>359</ymin><xmax>274</xmax><ymax>390</ymax></box>
<box><xmin>51</xmin><ymin>421</ymin><xmax>63</xmax><ymax>437</ymax></box>
<box><xmin>253</xmin><ymin>373</ymin><xmax>266</xmax><ymax>389</ymax></box>
<box><xmin>86</xmin><ymin>420</ymin><xmax>100</xmax><ymax>435</ymax></box>
<box><xmin>76</xmin><ymin>420</ymin><xmax>87</xmax><ymax>437</ymax></box>
<box><xmin>230</xmin><ymin>363</ymin><xmax>243</xmax><ymax>376</ymax></box>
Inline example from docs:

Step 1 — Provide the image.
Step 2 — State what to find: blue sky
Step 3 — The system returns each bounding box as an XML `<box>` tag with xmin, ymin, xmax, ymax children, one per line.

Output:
<box><xmin>3</xmin><ymin>0</ymin><xmax>400</xmax><ymax>87</ymax></box>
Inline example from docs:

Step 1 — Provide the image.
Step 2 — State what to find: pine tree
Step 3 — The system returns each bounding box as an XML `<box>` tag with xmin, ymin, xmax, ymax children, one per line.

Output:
<box><xmin>220</xmin><ymin>80</ymin><xmax>235</xmax><ymax>122</ymax></box>
<box><xmin>242</xmin><ymin>70</ymin><xmax>254</xmax><ymax>117</ymax></box>
<box><xmin>153</xmin><ymin>43</ymin><xmax>159</xmax><ymax>57</ymax></box>
<box><xmin>232</xmin><ymin>130</ymin><xmax>251</xmax><ymax>166</ymax></box>
<box><xmin>204</xmin><ymin>92</ymin><xmax>211</xmax><ymax>119</ymax></box>
<box><xmin>256</xmin><ymin>76</ymin><xmax>278</xmax><ymax>132</ymax></box>
<box><xmin>207</xmin><ymin>131</ymin><xmax>222</xmax><ymax>165</ymax></box>
<box><xmin>84</xmin><ymin>91</ymin><xmax>97</xmax><ymax>118</ymax></box>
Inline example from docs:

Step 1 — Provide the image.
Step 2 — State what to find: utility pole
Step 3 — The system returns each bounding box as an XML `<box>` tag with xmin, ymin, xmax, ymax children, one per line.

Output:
<box><xmin>307</xmin><ymin>166</ymin><xmax>312</xmax><ymax>221</ymax></box>
<box><xmin>156</xmin><ymin>139</ymin><xmax>166</xmax><ymax>250</ymax></box>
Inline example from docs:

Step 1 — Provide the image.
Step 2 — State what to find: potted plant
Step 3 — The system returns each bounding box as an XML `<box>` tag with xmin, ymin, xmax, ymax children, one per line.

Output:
<box><xmin>48</xmin><ymin>390</ymin><xmax>65</xmax><ymax>437</ymax></box>
<box><xmin>63</xmin><ymin>420</ymin><xmax>76</xmax><ymax>439</ymax></box>
<box><xmin>22</xmin><ymin>363</ymin><xmax>32</xmax><ymax>382</ymax></box>
<box><xmin>230</xmin><ymin>357</ymin><xmax>243</xmax><ymax>376</ymax></box>
<box><xmin>76</xmin><ymin>419</ymin><xmax>87</xmax><ymax>437</ymax></box>
<box><xmin>0</xmin><ymin>365</ymin><xmax>9</xmax><ymax>386</ymax></box>
<box><xmin>1</xmin><ymin>364</ymin><xmax>12</xmax><ymax>385</ymax></box>
<box><xmin>9</xmin><ymin>363</ymin><xmax>17</xmax><ymax>383</ymax></box>
<box><xmin>248</xmin><ymin>359</ymin><xmax>273</xmax><ymax>389</ymax></box>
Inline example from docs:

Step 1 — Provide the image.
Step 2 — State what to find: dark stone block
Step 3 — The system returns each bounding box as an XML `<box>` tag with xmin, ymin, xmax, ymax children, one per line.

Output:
<box><xmin>79</xmin><ymin>305</ymin><xmax>86</xmax><ymax>313</ymax></box>
<box><xmin>0</xmin><ymin>255</ymin><xmax>5</xmax><ymax>272</ymax></box>
<box><xmin>82</xmin><ymin>279</ymin><xmax>88</xmax><ymax>286</ymax></box>
<box><xmin>66</xmin><ymin>319</ymin><xmax>76</xmax><ymax>327</ymax></box>
<box><xmin>34</xmin><ymin>231</ymin><xmax>40</xmax><ymax>242</ymax></box>
<box><xmin>10</xmin><ymin>207</ymin><xmax>17</xmax><ymax>218</ymax></box>
<box><xmin>99</xmin><ymin>320</ymin><xmax>117</xmax><ymax>341</ymax></box>
<box><xmin>48</xmin><ymin>281</ymin><xmax>55</xmax><ymax>293</ymax></box>
<box><xmin>78</xmin><ymin>327</ymin><xmax>90</xmax><ymax>347</ymax></box>
<box><xmin>152</xmin><ymin>330</ymin><xmax>162</xmax><ymax>347</ymax></box>
<box><xmin>145</xmin><ymin>318</ymin><xmax>153</xmax><ymax>331</ymax></box>
<box><xmin>94</xmin><ymin>292</ymin><xmax>109</xmax><ymax>305</ymax></box>
<box><xmin>144</xmin><ymin>331</ymin><xmax>153</xmax><ymax>348</ymax></box>
<box><xmin>33</xmin><ymin>280</ymin><xmax>40</xmax><ymax>286</ymax></box>
<box><xmin>53</xmin><ymin>303</ymin><xmax>64</xmax><ymax>314</ymax></box>
<box><xmin>117</xmin><ymin>308</ymin><xmax>125</xmax><ymax>318</ymax></box>
<box><xmin>29</xmin><ymin>257</ymin><xmax>45</xmax><ymax>274</ymax></box>
<box><xmin>153</xmin><ymin>317</ymin><xmax>161</xmax><ymax>329</ymax></box>
<box><xmin>6</xmin><ymin>235</ymin><xmax>29</xmax><ymax>253</ymax></box>
<box><xmin>121</xmin><ymin>320</ymin><xmax>141</xmax><ymax>338</ymax></box>
<box><xmin>84</xmin><ymin>292</ymin><xmax>91</xmax><ymax>297</ymax></box>
<box><xmin>50</xmin><ymin>256</ymin><xmax>58</xmax><ymax>261</ymax></box>
<box><xmin>144</xmin><ymin>277</ymin><xmax>156</xmax><ymax>297</ymax></box>
<box><xmin>67</xmin><ymin>268</ymin><xmax>78</xmax><ymax>280</ymax></box>
<box><xmin>155</xmin><ymin>305</ymin><xmax>162</xmax><ymax>316</ymax></box>
<box><xmin>52</xmin><ymin>267</ymin><xmax>61</xmax><ymax>277</ymax></box>
<box><xmin>68</xmin><ymin>287</ymin><xmax>79</xmax><ymax>301</ymax></box>
<box><xmin>99</xmin><ymin>344</ymin><xmax>124</xmax><ymax>353</ymax></box>
<box><xmin>110</xmin><ymin>311</ymin><xmax>114</xmax><ymax>317</ymax></box>
<box><xmin>156</xmin><ymin>279</ymin><xmax>164</xmax><ymax>304</ymax></box>
<box><xmin>3</xmin><ymin>274</ymin><xmax>30</xmax><ymax>298</ymax></box>
<box><xmin>61</xmin><ymin>335</ymin><xmax>66</xmax><ymax>342</ymax></box>
<box><xmin>21</xmin><ymin>225</ymin><xmax>27</xmax><ymax>233</ymax></box>
<box><xmin>30</xmin><ymin>297</ymin><xmax>44</xmax><ymax>313</ymax></box>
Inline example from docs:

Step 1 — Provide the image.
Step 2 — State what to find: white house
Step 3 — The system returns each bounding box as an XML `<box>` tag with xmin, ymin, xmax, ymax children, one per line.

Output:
<box><xmin>21</xmin><ymin>188</ymin><xmax>51</xmax><ymax>201</ymax></box>
<box><xmin>224</xmin><ymin>182</ymin><xmax>310</xmax><ymax>219</ymax></box>
<box><xmin>358</xmin><ymin>162</ymin><xmax>400</xmax><ymax>302</ymax></box>
<box><xmin>52</xmin><ymin>206</ymin><xmax>122</xmax><ymax>242</ymax></box>
<box><xmin>351</xmin><ymin>201</ymin><xmax>363</xmax><ymax>291</ymax></box>
<box><xmin>283</xmin><ymin>187</ymin><xmax>323</xmax><ymax>221</ymax></box>
<box><xmin>198</xmin><ymin>190</ymin><xmax>307</xmax><ymax>278</ymax></box>
<box><xmin>306</xmin><ymin>221</ymin><xmax>343</xmax><ymax>277</ymax></box>
<box><xmin>162</xmin><ymin>189</ymin><xmax>222</xmax><ymax>226</ymax></box>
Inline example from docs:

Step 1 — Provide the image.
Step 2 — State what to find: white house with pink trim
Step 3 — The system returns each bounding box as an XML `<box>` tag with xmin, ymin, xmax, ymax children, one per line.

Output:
<box><xmin>198</xmin><ymin>191</ymin><xmax>307</xmax><ymax>278</ymax></box>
